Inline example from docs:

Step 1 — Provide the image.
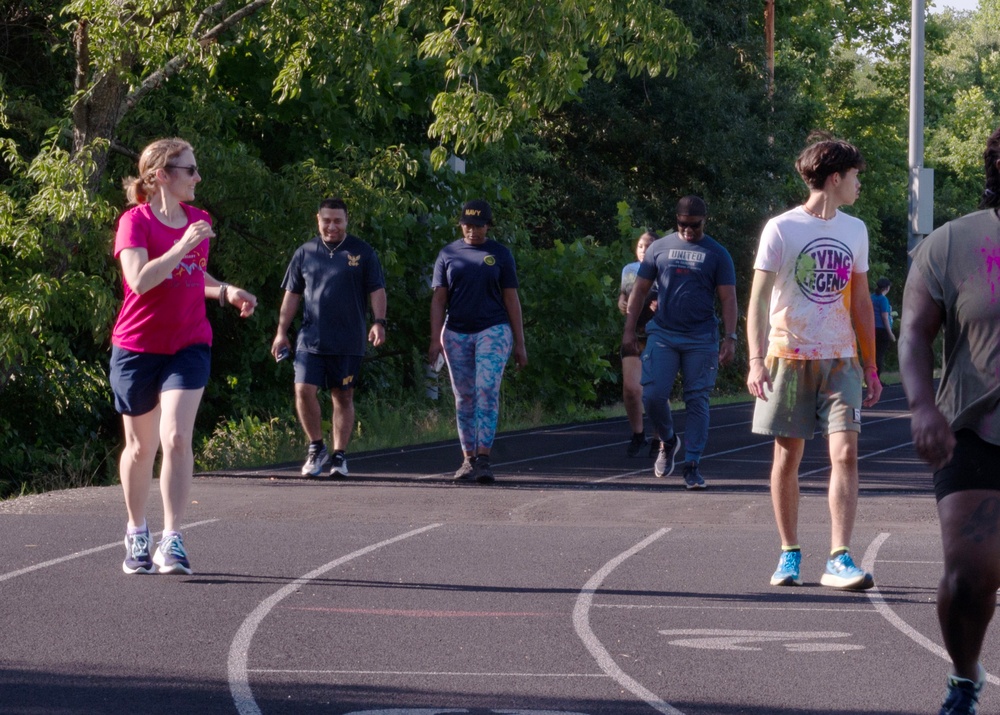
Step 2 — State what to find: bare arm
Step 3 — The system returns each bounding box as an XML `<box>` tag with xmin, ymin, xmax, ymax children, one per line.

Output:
<box><xmin>716</xmin><ymin>283</ymin><xmax>738</xmax><ymax>366</ymax></box>
<box><xmin>503</xmin><ymin>287</ymin><xmax>528</xmax><ymax>368</ymax></box>
<box><xmin>881</xmin><ymin>311</ymin><xmax>896</xmax><ymax>341</ymax></box>
<box><xmin>428</xmin><ymin>287</ymin><xmax>448</xmax><ymax>365</ymax></box>
<box><xmin>898</xmin><ymin>262</ymin><xmax>953</xmax><ymax>469</ymax></box>
<box><xmin>368</xmin><ymin>287</ymin><xmax>387</xmax><ymax>347</ymax></box>
<box><xmin>621</xmin><ymin>276</ymin><xmax>653</xmax><ymax>356</ymax></box>
<box><xmin>849</xmin><ymin>272</ymin><xmax>882</xmax><ymax>407</ymax></box>
<box><xmin>119</xmin><ymin>220</ymin><xmax>215</xmax><ymax>295</ymax></box>
<box><xmin>204</xmin><ymin>272</ymin><xmax>257</xmax><ymax>318</ymax></box>
<box><xmin>271</xmin><ymin>291</ymin><xmax>302</xmax><ymax>358</ymax></box>
<box><xmin>746</xmin><ymin>269</ymin><xmax>774</xmax><ymax>400</ymax></box>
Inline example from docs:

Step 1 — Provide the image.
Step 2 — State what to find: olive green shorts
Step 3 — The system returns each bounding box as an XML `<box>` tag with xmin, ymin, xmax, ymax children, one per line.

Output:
<box><xmin>752</xmin><ymin>357</ymin><xmax>863</xmax><ymax>439</ymax></box>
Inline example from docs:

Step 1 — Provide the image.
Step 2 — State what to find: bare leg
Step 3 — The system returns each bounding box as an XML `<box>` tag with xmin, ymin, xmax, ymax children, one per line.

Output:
<box><xmin>120</xmin><ymin>407</ymin><xmax>161</xmax><ymax>529</ymax></box>
<box><xmin>938</xmin><ymin>490</ymin><xmax>1000</xmax><ymax>681</ymax></box>
<box><xmin>827</xmin><ymin>430</ymin><xmax>859</xmax><ymax>550</ymax></box>
<box><xmin>330</xmin><ymin>387</ymin><xmax>355</xmax><ymax>452</ymax></box>
<box><xmin>158</xmin><ymin>388</ymin><xmax>204</xmax><ymax>533</ymax></box>
<box><xmin>295</xmin><ymin>383</ymin><xmax>324</xmax><ymax>442</ymax></box>
<box><xmin>771</xmin><ymin>437</ymin><xmax>805</xmax><ymax>546</ymax></box>
<box><xmin>622</xmin><ymin>355</ymin><xmax>645</xmax><ymax>434</ymax></box>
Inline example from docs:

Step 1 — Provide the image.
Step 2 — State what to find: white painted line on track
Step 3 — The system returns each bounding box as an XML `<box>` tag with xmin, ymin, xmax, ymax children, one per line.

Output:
<box><xmin>596</xmin><ymin>603</ymin><xmax>877</xmax><ymax>613</ymax></box>
<box><xmin>248</xmin><ymin>668</ymin><xmax>608</xmax><ymax>678</ymax></box>
<box><xmin>0</xmin><ymin>518</ymin><xmax>219</xmax><ymax>583</ymax></box>
<box><xmin>861</xmin><ymin>533</ymin><xmax>1000</xmax><ymax>686</ymax></box>
<box><xmin>228</xmin><ymin>523</ymin><xmax>443</xmax><ymax>715</ymax></box>
<box><xmin>573</xmin><ymin>528</ymin><xmax>686</xmax><ymax>715</ymax></box>
<box><xmin>799</xmin><ymin>439</ymin><xmax>915</xmax><ymax>478</ymax></box>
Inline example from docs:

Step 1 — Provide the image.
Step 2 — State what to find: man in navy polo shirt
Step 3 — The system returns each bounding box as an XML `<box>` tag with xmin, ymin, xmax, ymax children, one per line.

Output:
<box><xmin>272</xmin><ymin>197</ymin><xmax>387</xmax><ymax>479</ymax></box>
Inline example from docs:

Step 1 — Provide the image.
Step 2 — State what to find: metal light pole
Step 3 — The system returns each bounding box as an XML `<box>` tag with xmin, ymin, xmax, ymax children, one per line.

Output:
<box><xmin>908</xmin><ymin>0</ymin><xmax>934</xmax><ymax>253</ymax></box>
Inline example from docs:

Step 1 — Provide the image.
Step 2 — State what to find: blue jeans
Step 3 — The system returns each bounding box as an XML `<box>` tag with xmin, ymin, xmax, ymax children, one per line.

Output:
<box><xmin>640</xmin><ymin>324</ymin><xmax>719</xmax><ymax>464</ymax></box>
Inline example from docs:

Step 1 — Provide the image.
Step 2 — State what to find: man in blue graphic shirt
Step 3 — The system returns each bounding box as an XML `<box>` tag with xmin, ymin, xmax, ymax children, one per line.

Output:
<box><xmin>621</xmin><ymin>195</ymin><xmax>738</xmax><ymax>489</ymax></box>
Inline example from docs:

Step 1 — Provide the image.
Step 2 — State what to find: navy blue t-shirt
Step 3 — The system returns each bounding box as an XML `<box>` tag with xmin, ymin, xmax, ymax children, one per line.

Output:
<box><xmin>281</xmin><ymin>235</ymin><xmax>385</xmax><ymax>355</ymax></box>
<box><xmin>637</xmin><ymin>232</ymin><xmax>736</xmax><ymax>336</ymax></box>
<box><xmin>432</xmin><ymin>238</ymin><xmax>519</xmax><ymax>334</ymax></box>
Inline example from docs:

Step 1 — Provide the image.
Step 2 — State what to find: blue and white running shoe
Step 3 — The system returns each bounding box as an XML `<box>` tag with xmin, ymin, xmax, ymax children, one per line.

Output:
<box><xmin>820</xmin><ymin>551</ymin><xmax>874</xmax><ymax>590</ymax></box>
<box><xmin>770</xmin><ymin>550</ymin><xmax>802</xmax><ymax>587</ymax></box>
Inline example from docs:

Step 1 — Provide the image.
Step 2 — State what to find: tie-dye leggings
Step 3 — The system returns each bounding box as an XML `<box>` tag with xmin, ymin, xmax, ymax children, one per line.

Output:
<box><xmin>442</xmin><ymin>323</ymin><xmax>513</xmax><ymax>453</ymax></box>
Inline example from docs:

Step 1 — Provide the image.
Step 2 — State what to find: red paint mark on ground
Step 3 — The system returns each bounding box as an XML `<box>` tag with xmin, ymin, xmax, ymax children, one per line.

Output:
<box><xmin>278</xmin><ymin>606</ymin><xmax>557</xmax><ymax>617</ymax></box>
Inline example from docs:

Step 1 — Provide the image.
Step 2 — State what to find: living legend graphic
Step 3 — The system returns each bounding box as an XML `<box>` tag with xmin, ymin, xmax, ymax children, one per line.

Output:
<box><xmin>794</xmin><ymin>237</ymin><xmax>854</xmax><ymax>304</ymax></box>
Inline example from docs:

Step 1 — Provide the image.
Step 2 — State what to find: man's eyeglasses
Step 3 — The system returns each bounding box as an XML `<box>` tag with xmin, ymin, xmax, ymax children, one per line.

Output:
<box><xmin>166</xmin><ymin>164</ymin><xmax>199</xmax><ymax>176</ymax></box>
<box><xmin>677</xmin><ymin>219</ymin><xmax>704</xmax><ymax>229</ymax></box>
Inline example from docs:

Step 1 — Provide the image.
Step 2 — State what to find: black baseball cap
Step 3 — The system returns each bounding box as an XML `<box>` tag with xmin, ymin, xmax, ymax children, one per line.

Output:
<box><xmin>459</xmin><ymin>199</ymin><xmax>493</xmax><ymax>226</ymax></box>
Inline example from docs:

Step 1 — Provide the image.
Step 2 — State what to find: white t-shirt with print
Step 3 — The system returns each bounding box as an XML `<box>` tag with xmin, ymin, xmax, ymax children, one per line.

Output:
<box><xmin>754</xmin><ymin>205</ymin><xmax>869</xmax><ymax>360</ymax></box>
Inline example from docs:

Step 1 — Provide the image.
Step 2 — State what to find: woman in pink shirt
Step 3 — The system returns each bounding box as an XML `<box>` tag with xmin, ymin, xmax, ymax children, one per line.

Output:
<box><xmin>110</xmin><ymin>138</ymin><xmax>257</xmax><ymax>575</ymax></box>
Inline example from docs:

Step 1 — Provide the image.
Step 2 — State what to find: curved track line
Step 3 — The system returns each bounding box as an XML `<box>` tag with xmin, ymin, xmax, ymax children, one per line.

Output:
<box><xmin>0</xmin><ymin>518</ymin><xmax>219</xmax><ymax>583</ymax></box>
<box><xmin>573</xmin><ymin>528</ymin><xmax>685</xmax><ymax>715</ymax></box>
<box><xmin>227</xmin><ymin>523</ymin><xmax>443</xmax><ymax>715</ymax></box>
<box><xmin>861</xmin><ymin>532</ymin><xmax>1000</xmax><ymax>686</ymax></box>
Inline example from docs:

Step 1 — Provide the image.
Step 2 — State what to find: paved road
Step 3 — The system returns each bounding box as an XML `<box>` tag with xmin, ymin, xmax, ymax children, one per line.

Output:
<box><xmin>0</xmin><ymin>383</ymin><xmax>987</xmax><ymax>714</ymax></box>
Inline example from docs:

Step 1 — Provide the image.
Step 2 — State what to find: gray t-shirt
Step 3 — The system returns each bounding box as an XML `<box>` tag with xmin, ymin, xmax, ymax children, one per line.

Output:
<box><xmin>910</xmin><ymin>208</ymin><xmax>1000</xmax><ymax>443</ymax></box>
<box><xmin>281</xmin><ymin>235</ymin><xmax>385</xmax><ymax>356</ymax></box>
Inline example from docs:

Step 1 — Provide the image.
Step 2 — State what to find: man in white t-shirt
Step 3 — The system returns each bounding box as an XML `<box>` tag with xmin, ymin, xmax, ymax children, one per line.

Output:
<box><xmin>746</xmin><ymin>136</ymin><xmax>882</xmax><ymax>591</ymax></box>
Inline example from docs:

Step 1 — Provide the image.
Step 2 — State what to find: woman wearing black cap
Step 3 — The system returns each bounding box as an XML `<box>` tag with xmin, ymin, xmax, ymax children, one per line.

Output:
<box><xmin>428</xmin><ymin>199</ymin><xmax>528</xmax><ymax>483</ymax></box>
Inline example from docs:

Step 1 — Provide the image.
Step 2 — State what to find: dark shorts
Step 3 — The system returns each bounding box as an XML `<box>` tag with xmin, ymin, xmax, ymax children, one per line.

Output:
<box><xmin>110</xmin><ymin>344</ymin><xmax>211</xmax><ymax>416</ymax></box>
<box><xmin>934</xmin><ymin>429</ymin><xmax>1000</xmax><ymax>502</ymax></box>
<box><xmin>294</xmin><ymin>352</ymin><xmax>363</xmax><ymax>391</ymax></box>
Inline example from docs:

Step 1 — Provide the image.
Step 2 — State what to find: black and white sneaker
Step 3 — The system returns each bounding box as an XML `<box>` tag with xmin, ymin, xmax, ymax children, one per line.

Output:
<box><xmin>301</xmin><ymin>446</ymin><xmax>330</xmax><ymax>477</ymax></box>
<box><xmin>328</xmin><ymin>451</ymin><xmax>349</xmax><ymax>479</ymax></box>
<box><xmin>654</xmin><ymin>435</ymin><xmax>680</xmax><ymax>478</ymax></box>
<box><xmin>682</xmin><ymin>461</ymin><xmax>707</xmax><ymax>490</ymax></box>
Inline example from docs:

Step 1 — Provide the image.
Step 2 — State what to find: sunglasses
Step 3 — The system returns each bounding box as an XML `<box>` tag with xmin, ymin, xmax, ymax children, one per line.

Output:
<box><xmin>166</xmin><ymin>164</ymin><xmax>199</xmax><ymax>176</ymax></box>
<box><xmin>677</xmin><ymin>219</ymin><xmax>704</xmax><ymax>229</ymax></box>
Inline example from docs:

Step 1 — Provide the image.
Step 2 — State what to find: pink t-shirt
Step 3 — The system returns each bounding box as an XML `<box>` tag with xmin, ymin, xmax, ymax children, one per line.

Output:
<box><xmin>111</xmin><ymin>203</ymin><xmax>213</xmax><ymax>354</ymax></box>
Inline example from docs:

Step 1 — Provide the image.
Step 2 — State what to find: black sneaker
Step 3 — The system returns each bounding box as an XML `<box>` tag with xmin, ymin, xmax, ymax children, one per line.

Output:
<box><xmin>454</xmin><ymin>457</ymin><xmax>476</xmax><ymax>480</ymax></box>
<box><xmin>940</xmin><ymin>665</ymin><xmax>985</xmax><ymax>714</ymax></box>
<box><xmin>328</xmin><ymin>451</ymin><xmax>349</xmax><ymax>479</ymax></box>
<box><xmin>648</xmin><ymin>438</ymin><xmax>661</xmax><ymax>458</ymax></box>
<box><xmin>626</xmin><ymin>432</ymin><xmax>647</xmax><ymax>457</ymax></box>
<box><xmin>654</xmin><ymin>435</ymin><xmax>680</xmax><ymax>478</ymax></box>
<box><xmin>473</xmin><ymin>455</ymin><xmax>495</xmax><ymax>484</ymax></box>
<box><xmin>682</xmin><ymin>461</ymin><xmax>707</xmax><ymax>490</ymax></box>
<box><xmin>122</xmin><ymin>530</ymin><xmax>154</xmax><ymax>574</ymax></box>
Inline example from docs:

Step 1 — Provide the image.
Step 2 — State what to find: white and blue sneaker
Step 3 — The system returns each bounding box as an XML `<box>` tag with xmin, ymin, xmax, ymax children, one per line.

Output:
<box><xmin>301</xmin><ymin>446</ymin><xmax>330</xmax><ymax>477</ymax></box>
<box><xmin>820</xmin><ymin>551</ymin><xmax>874</xmax><ymax>590</ymax></box>
<box><xmin>770</xmin><ymin>550</ymin><xmax>802</xmax><ymax>586</ymax></box>
<box><xmin>122</xmin><ymin>530</ymin><xmax>154</xmax><ymax>574</ymax></box>
<box><xmin>940</xmin><ymin>664</ymin><xmax>985</xmax><ymax>715</ymax></box>
<box><xmin>153</xmin><ymin>533</ymin><xmax>192</xmax><ymax>575</ymax></box>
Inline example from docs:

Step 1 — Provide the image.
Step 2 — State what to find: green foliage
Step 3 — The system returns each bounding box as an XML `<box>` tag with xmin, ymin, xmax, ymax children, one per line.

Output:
<box><xmin>513</xmin><ymin>237</ymin><xmax>620</xmax><ymax>412</ymax></box>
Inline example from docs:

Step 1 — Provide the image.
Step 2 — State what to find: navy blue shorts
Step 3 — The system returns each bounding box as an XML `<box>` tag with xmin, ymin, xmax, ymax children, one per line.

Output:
<box><xmin>110</xmin><ymin>344</ymin><xmax>211</xmax><ymax>416</ymax></box>
<box><xmin>294</xmin><ymin>352</ymin><xmax>362</xmax><ymax>391</ymax></box>
<box><xmin>934</xmin><ymin>429</ymin><xmax>1000</xmax><ymax>501</ymax></box>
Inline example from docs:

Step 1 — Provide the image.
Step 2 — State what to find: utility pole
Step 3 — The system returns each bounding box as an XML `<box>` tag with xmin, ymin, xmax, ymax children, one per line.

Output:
<box><xmin>908</xmin><ymin>0</ymin><xmax>934</xmax><ymax>254</ymax></box>
<box><xmin>765</xmin><ymin>0</ymin><xmax>775</xmax><ymax>96</ymax></box>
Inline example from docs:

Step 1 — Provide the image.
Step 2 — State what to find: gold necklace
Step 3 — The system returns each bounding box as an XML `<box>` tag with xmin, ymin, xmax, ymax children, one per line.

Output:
<box><xmin>802</xmin><ymin>204</ymin><xmax>829</xmax><ymax>220</ymax></box>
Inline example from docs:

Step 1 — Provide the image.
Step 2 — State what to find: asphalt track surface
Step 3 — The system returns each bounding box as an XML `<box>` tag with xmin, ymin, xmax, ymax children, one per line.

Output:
<box><xmin>0</xmin><ymin>382</ymin><xmax>991</xmax><ymax>715</ymax></box>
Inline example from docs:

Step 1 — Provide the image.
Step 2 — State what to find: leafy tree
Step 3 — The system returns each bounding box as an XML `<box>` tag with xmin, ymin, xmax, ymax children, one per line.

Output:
<box><xmin>1</xmin><ymin>0</ymin><xmax>694</xmax><ymax>494</ymax></box>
